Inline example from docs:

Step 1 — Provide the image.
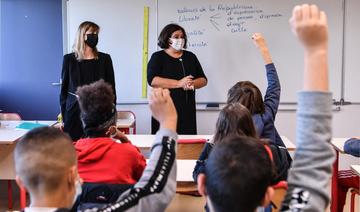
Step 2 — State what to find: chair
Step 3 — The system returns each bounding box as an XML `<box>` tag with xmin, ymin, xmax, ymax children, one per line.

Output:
<box><xmin>176</xmin><ymin>138</ymin><xmax>207</xmax><ymax>196</ymax></box>
<box><xmin>116</xmin><ymin>111</ymin><xmax>136</xmax><ymax>134</ymax></box>
<box><xmin>350</xmin><ymin>188</ymin><xmax>359</xmax><ymax>212</ymax></box>
<box><xmin>271</xmin><ymin>181</ymin><xmax>288</xmax><ymax>212</ymax></box>
<box><xmin>0</xmin><ymin>113</ymin><xmax>21</xmax><ymax>120</ymax></box>
<box><xmin>0</xmin><ymin>113</ymin><xmax>27</xmax><ymax>209</ymax></box>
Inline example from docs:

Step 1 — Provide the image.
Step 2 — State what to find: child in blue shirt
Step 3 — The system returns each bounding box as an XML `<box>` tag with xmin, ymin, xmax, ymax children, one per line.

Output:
<box><xmin>226</xmin><ymin>33</ymin><xmax>292</xmax><ymax>179</ymax></box>
<box><xmin>227</xmin><ymin>33</ymin><xmax>286</xmax><ymax>150</ymax></box>
<box><xmin>344</xmin><ymin>138</ymin><xmax>360</xmax><ymax>157</ymax></box>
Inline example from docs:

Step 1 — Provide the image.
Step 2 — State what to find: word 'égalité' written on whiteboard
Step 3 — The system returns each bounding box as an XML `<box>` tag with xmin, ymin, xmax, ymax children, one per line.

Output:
<box><xmin>174</xmin><ymin>3</ymin><xmax>283</xmax><ymax>48</ymax></box>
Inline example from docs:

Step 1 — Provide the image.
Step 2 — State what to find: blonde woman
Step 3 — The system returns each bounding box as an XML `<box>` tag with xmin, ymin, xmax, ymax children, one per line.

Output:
<box><xmin>60</xmin><ymin>21</ymin><xmax>116</xmax><ymax>141</ymax></box>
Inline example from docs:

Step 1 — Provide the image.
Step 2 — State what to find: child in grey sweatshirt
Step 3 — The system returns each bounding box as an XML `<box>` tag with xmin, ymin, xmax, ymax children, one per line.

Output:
<box><xmin>85</xmin><ymin>128</ymin><xmax>178</xmax><ymax>212</ymax></box>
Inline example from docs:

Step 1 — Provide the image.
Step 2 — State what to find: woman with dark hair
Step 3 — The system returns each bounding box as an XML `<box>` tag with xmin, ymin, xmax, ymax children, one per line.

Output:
<box><xmin>147</xmin><ymin>23</ymin><xmax>207</xmax><ymax>134</ymax></box>
<box><xmin>74</xmin><ymin>79</ymin><xmax>146</xmax><ymax>184</ymax></box>
<box><xmin>60</xmin><ymin>21</ymin><xmax>116</xmax><ymax>141</ymax></box>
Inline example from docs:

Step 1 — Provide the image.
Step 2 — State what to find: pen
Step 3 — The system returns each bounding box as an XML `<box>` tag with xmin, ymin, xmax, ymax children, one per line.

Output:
<box><xmin>68</xmin><ymin>92</ymin><xmax>79</xmax><ymax>98</ymax></box>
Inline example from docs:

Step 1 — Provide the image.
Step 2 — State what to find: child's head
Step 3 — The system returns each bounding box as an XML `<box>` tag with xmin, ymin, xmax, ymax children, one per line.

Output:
<box><xmin>213</xmin><ymin>103</ymin><xmax>257</xmax><ymax>143</ymax></box>
<box><xmin>14</xmin><ymin>127</ymin><xmax>78</xmax><ymax>207</ymax></box>
<box><xmin>227</xmin><ymin>81</ymin><xmax>265</xmax><ymax>114</ymax></box>
<box><xmin>197</xmin><ymin>135</ymin><xmax>275</xmax><ymax>212</ymax></box>
<box><xmin>76</xmin><ymin>79</ymin><xmax>117</xmax><ymax>137</ymax></box>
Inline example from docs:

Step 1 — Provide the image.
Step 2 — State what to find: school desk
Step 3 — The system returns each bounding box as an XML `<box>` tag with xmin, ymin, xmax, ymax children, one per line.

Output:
<box><xmin>145</xmin><ymin>159</ymin><xmax>196</xmax><ymax>182</ymax></box>
<box><xmin>0</xmin><ymin>120</ymin><xmax>57</xmax><ymax>209</ymax></box>
<box><xmin>351</xmin><ymin>165</ymin><xmax>360</xmax><ymax>177</ymax></box>
<box><xmin>0</xmin><ymin>120</ymin><xmax>57</xmax><ymax>180</ymax></box>
<box><xmin>128</xmin><ymin>134</ymin><xmax>212</xmax><ymax>148</ymax></box>
<box><xmin>128</xmin><ymin>135</ymin><xmax>295</xmax><ymax>156</ymax></box>
<box><xmin>147</xmin><ymin>159</ymin><xmax>198</xmax><ymax>194</ymax></box>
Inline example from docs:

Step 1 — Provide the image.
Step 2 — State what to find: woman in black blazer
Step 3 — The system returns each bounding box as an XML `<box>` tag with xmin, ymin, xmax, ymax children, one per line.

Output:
<box><xmin>60</xmin><ymin>21</ymin><xmax>116</xmax><ymax>141</ymax></box>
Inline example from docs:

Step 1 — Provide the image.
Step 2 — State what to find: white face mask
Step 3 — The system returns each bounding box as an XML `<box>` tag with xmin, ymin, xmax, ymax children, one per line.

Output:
<box><xmin>73</xmin><ymin>179</ymin><xmax>82</xmax><ymax>204</ymax></box>
<box><xmin>170</xmin><ymin>38</ymin><xmax>185</xmax><ymax>51</ymax></box>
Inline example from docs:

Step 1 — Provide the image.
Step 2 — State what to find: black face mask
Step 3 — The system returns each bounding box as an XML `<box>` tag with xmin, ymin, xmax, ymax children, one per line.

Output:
<box><xmin>85</xmin><ymin>34</ymin><xmax>98</xmax><ymax>48</ymax></box>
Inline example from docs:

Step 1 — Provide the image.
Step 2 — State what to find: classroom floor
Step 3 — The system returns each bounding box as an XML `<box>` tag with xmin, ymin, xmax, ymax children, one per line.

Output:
<box><xmin>0</xmin><ymin>181</ymin><xmax>358</xmax><ymax>212</ymax></box>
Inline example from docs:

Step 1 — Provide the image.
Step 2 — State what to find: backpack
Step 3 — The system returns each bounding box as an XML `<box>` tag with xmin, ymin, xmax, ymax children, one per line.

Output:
<box><xmin>269</xmin><ymin>144</ymin><xmax>292</xmax><ymax>183</ymax></box>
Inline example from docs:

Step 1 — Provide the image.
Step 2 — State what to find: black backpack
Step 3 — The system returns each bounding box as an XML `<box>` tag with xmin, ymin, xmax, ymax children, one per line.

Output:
<box><xmin>269</xmin><ymin>144</ymin><xmax>292</xmax><ymax>183</ymax></box>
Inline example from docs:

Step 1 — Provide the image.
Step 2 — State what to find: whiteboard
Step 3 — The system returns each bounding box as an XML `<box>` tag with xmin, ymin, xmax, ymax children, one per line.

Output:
<box><xmin>158</xmin><ymin>0</ymin><xmax>343</xmax><ymax>103</ymax></box>
<box><xmin>67</xmin><ymin>0</ymin><xmax>157</xmax><ymax>103</ymax></box>
<box><xmin>67</xmin><ymin>0</ymin><xmax>344</xmax><ymax>104</ymax></box>
<box><xmin>344</xmin><ymin>0</ymin><xmax>360</xmax><ymax>103</ymax></box>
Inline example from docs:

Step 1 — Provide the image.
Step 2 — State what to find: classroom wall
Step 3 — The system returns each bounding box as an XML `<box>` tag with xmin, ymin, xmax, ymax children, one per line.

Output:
<box><xmin>0</xmin><ymin>0</ymin><xmax>63</xmax><ymax>119</ymax></box>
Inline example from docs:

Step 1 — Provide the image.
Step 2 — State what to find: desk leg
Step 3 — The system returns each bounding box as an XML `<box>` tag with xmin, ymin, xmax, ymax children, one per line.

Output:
<box><xmin>331</xmin><ymin>151</ymin><xmax>339</xmax><ymax>212</ymax></box>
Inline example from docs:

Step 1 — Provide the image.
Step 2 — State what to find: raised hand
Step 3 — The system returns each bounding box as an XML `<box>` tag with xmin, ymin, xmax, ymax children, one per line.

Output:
<box><xmin>290</xmin><ymin>4</ymin><xmax>329</xmax><ymax>91</ymax></box>
<box><xmin>252</xmin><ymin>33</ymin><xmax>272</xmax><ymax>64</ymax></box>
<box><xmin>252</xmin><ymin>33</ymin><xmax>268</xmax><ymax>50</ymax></box>
<box><xmin>289</xmin><ymin>4</ymin><xmax>328</xmax><ymax>51</ymax></box>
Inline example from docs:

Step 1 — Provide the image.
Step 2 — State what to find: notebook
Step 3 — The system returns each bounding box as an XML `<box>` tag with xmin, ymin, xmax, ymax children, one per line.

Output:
<box><xmin>16</xmin><ymin>122</ymin><xmax>47</xmax><ymax>130</ymax></box>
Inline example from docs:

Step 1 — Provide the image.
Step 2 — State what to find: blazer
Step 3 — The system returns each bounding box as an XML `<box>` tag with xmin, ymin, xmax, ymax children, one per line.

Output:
<box><xmin>59</xmin><ymin>52</ymin><xmax>116</xmax><ymax>139</ymax></box>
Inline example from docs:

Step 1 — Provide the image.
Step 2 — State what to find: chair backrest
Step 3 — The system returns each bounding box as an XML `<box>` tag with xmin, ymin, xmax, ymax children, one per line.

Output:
<box><xmin>177</xmin><ymin>139</ymin><xmax>206</xmax><ymax>160</ymax></box>
<box><xmin>116</xmin><ymin>111</ymin><xmax>136</xmax><ymax>134</ymax></box>
<box><xmin>117</xmin><ymin>111</ymin><xmax>135</xmax><ymax>121</ymax></box>
<box><xmin>271</xmin><ymin>181</ymin><xmax>288</xmax><ymax>212</ymax></box>
<box><xmin>0</xmin><ymin>113</ymin><xmax>22</xmax><ymax>120</ymax></box>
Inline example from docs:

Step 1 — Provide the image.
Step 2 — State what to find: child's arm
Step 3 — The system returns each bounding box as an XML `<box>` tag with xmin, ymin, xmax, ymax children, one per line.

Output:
<box><xmin>94</xmin><ymin>88</ymin><xmax>178</xmax><ymax>212</ymax></box>
<box><xmin>133</xmin><ymin>149</ymin><xmax>147</xmax><ymax>181</ymax></box>
<box><xmin>252</xmin><ymin>33</ymin><xmax>280</xmax><ymax>120</ymax></box>
<box><xmin>193</xmin><ymin>143</ymin><xmax>213</xmax><ymax>182</ymax></box>
<box><xmin>252</xmin><ymin>33</ymin><xmax>272</xmax><ymax>65</ymax></box>
<box><xmin>281</xmin><ymin>5</ymin><xmax>334</xmax><ymax>211</ymax></box>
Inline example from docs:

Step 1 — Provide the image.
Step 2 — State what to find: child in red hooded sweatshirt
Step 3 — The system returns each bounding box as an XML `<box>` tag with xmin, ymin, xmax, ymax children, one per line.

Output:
<box><xmin>74</xmin><ymin>79</ymin><xmax>146</xmax><ymax>184</ymax></box>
